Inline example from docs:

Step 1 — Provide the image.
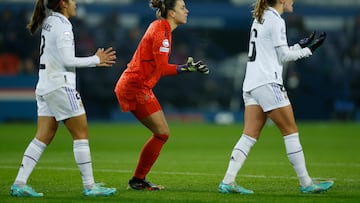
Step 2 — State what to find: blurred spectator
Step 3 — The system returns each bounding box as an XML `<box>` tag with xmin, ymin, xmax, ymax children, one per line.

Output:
<box><xmin>19</xmin><ymin>57</ymin><xmax>36</xmax><ymax>75</ymax></box>
<box><xmin>0</xmin><ymin>53</ymin><xmax>20</xmax><ymax>75</ymax></box>
<box><xmin>0</xmin><ymin>9</ymin><xmax>20</xmax><ymax>75</ymax></box>
<box><xmin>0</xmin><ymin>9</ymin><xmax>18</xmax><ymax>53</ymax></box>
<box><xmin>0</xmin><ymin>8</ymin><xmax>38</xmax><ymax>75</ymax></box>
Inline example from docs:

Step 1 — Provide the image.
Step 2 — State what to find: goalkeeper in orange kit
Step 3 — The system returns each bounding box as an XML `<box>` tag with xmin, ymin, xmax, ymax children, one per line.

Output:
<box><xmin>114</xmin><ymin>0</ymin><xmax>208</xmax><ymax>191</ymax></box>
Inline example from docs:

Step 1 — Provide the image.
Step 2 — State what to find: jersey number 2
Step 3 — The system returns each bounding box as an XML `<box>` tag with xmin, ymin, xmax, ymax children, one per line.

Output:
<box><xmin>39</xmin><ymin>35</ymin><xmax>45</xmax><ymax>57</ymax></box>
<box><xmin>248</xmin><ymin>28</ymin><xmax>258</xmax><ymax>62</ymax></box>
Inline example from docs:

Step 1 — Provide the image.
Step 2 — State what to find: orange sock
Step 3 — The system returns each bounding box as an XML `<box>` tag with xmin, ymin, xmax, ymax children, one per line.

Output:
<box><xmin>134</xmin><ymin>134</ymin><xmax>168</xmax><ymax>179</ymax></box>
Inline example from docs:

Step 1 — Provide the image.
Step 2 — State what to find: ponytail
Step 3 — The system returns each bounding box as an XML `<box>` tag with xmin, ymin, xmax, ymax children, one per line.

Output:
<box><xmin>252</xmin><ymin>0</ymin><xmax>277</xmax><ymax>24</ymax></box>
<box><xmin>27</xmin><ymin>0</ymin><xmax>46</xmax><ymax>35</ymax></box>
<box><xmin>26</xmin><ymin>0</ymin><xmax>64</xmax><ymax>35</ymax></box>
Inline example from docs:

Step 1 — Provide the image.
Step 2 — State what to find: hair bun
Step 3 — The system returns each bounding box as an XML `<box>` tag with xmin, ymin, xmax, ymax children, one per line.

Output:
<box><xmin>150</xmin><ymin>0</ymin><xmax>164</xmax><ymax>9</ymax></box>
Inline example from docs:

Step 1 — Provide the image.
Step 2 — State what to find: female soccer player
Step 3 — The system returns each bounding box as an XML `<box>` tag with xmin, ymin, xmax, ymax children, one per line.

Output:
<box><xmin>218</xmin><ymin>0</ymin><xmax>333</xmax><ymax>194</ymax></box>
<box><xmin>10</xmin><ymin>0</ymin><xmax>117</xmax><ymax>197</ymax></box>
<box><xmin>114</xmin><ymin>0</ymin><xmax>209</xmax><ymax>190</ymax></box>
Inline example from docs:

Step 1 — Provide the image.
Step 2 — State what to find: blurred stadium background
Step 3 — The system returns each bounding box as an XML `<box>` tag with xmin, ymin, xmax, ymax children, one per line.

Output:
<box><xmin>0</xmin><ymin>0</ymin><xmax>359</xmax><ymax>123</ymax></box>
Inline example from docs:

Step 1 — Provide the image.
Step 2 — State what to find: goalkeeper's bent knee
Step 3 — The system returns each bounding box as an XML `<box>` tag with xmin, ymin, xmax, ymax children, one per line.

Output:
<box><xmin>153</xmin><ymin>133</ymin><xmax>169</xmax><ymax>142</ymax></box>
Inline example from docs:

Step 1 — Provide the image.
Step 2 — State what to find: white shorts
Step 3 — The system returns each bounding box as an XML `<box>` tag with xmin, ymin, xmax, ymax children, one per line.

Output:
<box><xmin>243</xmin><ymin>83</ymin><xmax>290</xmax><ymax>112</ymax></box>
<box><xmin>37</xmin><ymin>87</ymin><xmax>85</xmax><ymax>121</ymax></box>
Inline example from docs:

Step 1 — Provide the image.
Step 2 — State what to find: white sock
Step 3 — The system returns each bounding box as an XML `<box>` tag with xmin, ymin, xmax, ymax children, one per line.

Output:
<box><xmin>73</xmin><ymin>139</ymin><xmax>95</xmax><ymax>189</ymax></box>
<box><xmin>284</xmin><ymin>133</ymin><xmax>312</xmax><ymax>187</ymax></box>
<box><xmin>222</xmin><ymin>134</ymin><xmax>256</xmax><ymax>184</ymax></box>
<box><xmin>14</xmin><ymin>138</ymin><xmax>47</xmax><ymax>185</ymax></box>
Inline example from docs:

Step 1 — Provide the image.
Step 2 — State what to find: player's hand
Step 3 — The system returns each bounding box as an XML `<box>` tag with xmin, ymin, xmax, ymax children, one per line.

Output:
<box><xmin>178</xmin><ymin>57</ymin><xmax>209</xmax><ymax>74</ymax></box>
<box><xmin>95</xmin><ymin>47</ymin><xmax>116</xmax><ymax>67</ymax></box>
<box><xmin>298</xmin><ymin>31</ymin><xmax>315</xmax><ymax>48</ymax></box>
<box><xmin>308</xmin><ymin>32</ymin><xmax>327</xmax><ymax>52</ymax></box>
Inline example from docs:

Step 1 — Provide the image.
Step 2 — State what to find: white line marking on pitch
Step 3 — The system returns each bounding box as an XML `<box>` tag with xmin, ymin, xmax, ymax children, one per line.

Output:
<box><xmin>1</xmin><ymin>165</ymin><xmax>359</xmax><ymax>182</ymax></box>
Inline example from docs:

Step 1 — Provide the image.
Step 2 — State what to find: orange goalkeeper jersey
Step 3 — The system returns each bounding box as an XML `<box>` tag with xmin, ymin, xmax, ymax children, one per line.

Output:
<box><xmin>115</xmin><ymin>19</ymin><xmax>179</xmax><ymax>111</ymax></box>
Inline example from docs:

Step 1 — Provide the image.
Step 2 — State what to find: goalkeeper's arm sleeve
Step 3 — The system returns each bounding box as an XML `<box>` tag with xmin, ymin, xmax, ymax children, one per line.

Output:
<box><xmin>276</xmin><ymin>45</ymin><xmax>312</xmax><ymax>64</ymax></box>
<box><xmin>153</xmin><ymin>53</ymin><xmax>178</xmax><ymax>76</ymax></box>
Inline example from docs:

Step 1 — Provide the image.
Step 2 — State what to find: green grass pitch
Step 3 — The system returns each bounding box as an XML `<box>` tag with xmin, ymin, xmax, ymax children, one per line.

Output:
<box><xmin>0</xmin><ymin>121</ymin><xmax>359</xmax><ymax>202</ymax></box>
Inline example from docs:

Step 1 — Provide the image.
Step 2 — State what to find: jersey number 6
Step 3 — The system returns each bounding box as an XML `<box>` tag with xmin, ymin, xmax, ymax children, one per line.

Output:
<box><xmin>248</xmin><ymin>28</ymin><xmax>257</xmax><ymax>62</ymax></box>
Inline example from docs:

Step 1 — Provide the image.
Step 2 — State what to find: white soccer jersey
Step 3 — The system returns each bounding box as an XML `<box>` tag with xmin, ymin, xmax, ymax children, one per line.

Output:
<box><xmin>35</xmin><ymin>12</ymin><xmax>99</xmax><ymax>95</ymax></box>
<box><xmin>242</xmin><ymin>7</ymin><xmax>288</xmax><ymax>92</ymax></box>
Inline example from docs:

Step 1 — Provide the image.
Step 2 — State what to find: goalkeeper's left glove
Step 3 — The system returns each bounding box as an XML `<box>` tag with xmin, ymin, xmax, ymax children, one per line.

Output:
<box><xmin>177</xmin><ymin>57</ymin><xmax>209</xmax><ymax>74</ymax></box>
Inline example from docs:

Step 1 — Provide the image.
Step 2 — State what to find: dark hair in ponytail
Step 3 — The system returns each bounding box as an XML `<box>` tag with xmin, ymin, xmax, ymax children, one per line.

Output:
<box><xmin>27</xmin><ymin>0</ymin><xmax>46</xmax><ymax>35</ymax></box>
<box><xmin>27</xmin><ymin>0</ymin><xmax>66</xmax><ymax>35</ymax></box>
<box><xmin>149</xmin><ymin>0</ymin><xmax>178</xmax><ymax>19</ymax></box>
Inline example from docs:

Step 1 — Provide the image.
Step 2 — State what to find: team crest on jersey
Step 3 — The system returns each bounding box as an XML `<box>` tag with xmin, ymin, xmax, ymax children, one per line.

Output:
<box><xmin>159</xmin><ymin>39</ymin><xmax>170</xmax><ymax>53</ymax></box>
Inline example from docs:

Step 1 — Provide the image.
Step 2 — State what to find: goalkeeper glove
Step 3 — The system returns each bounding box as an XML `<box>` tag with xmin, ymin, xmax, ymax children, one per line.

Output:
<box><xmin>308</xmin><ymin>32</ymin><xmax>327</xmax><ymax>52</ymax></box>
<box><xmin>177</xmin><ymin>57</ymin><xmax>209</xmax><ymax>74</ymax></box>
<box><xmin>298</xmin><ymin>31</ymin><xmax>316</xmax><ymax>48</ymax></box>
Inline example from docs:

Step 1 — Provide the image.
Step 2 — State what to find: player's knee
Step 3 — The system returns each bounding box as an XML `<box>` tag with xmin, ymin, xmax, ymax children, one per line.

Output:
<box><xmin>153</xmin><ymin>133</ymin><xmax>169</xmax><ymax>142</ymax></box>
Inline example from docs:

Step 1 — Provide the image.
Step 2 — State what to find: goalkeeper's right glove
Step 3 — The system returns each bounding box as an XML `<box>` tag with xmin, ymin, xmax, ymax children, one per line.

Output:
<box><xmin>308</xmin><ymin>32</ymin><xmax>327</xmax><ymax>52</ymax></box>
<box><xmin>298</xmin><ymin>31</ymin><xmax>316</xmax><ymax>48</ymax></box>
<box><xmin>177</xmin><ymin>57</ymin><xmax>209</xmax><ymax>74</ymax></box>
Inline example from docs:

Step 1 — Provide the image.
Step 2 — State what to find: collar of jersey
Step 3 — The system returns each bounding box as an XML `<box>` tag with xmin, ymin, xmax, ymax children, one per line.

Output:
<box><xmin>267</xmin><ymin>7</ymin><xmax>281</xmax><ymax>18</ymax></box>
<box><xmin>50</xmin><ymin>11</ymin><xmax>71</xmax><ymax>24</ymax></box>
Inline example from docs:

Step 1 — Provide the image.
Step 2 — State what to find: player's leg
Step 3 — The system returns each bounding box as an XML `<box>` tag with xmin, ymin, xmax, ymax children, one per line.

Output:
<box><xmin>269</xmin><ymin>105</ymin><xmax>333</xmax><ymax>193</ymax></box>
<box><xmin>268</xmin><ymin>104</ymin><xmax>313</xmax><ymax>184</ymax></box>
<box><xmin>135</xmin><ymin>109</ymin><xmax>169</xmax><ymax>176</ymax></box>
<box><xmin>13</xmin><ymin>116</ymin><xmax>58</xmax><ymax>184</ymax></box>
<box><xmin>63</xmin><ymin>115</ymin><xmax>92</xmax><ymax>189</ymax></box>
<box><xmin>267</xmin><ymin>104</ymin><xmax>298</xmax><ymax>135</ymax></box>
<box><xmin>63</xmin><ymin>114</ymin><xmax>93</xmax><ymax>190</ymax></box>
<box><xmin>128</xmin><ymin>99</ymin><xmax>168</xmax><ymax>190</ymax></box>
<box><xmin>261</xmin><ymin>83</ymin><xmax>312</xmax><ymax>188</ymax></box>
<box><xmin>266</xmin><ymin>84</ymin><xmax>333</xmax><ymax>193</ymax></box>
<box><xmin>11</xmin><ymin>94</ymin><xmax>58</xmax><ymax>197</ymax></box>
<box><xmin>57</xmin><ymin>87</ymin><xmax>115</xmax><ymax>196</ymax></box>
<box><xmin>63</xmin><ymin>112</ymin><xmax>116</xmax><ymax>196</ymax></box>
<box><xmin>219</xmin><ymin>90</ymin><xmax>267</xmax><ymax>194</ymax></box>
